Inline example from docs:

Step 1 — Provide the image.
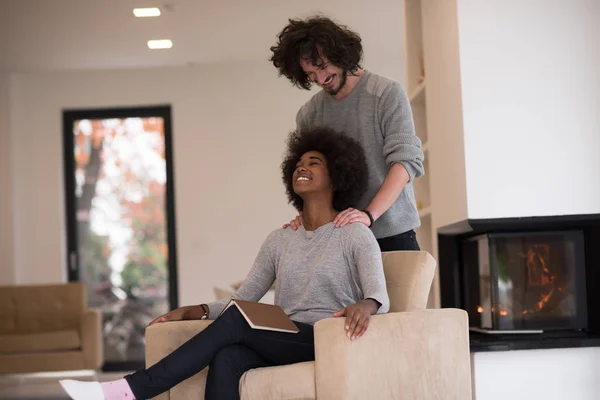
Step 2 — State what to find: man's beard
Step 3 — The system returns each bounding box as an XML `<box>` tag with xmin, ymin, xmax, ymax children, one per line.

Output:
<box><xmin>323</xmin><ymin>70</ymin><xmax>348</xmax><ymax>96</ymax></box>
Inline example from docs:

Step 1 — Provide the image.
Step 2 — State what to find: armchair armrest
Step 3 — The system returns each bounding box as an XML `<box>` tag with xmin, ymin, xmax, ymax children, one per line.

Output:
<box><xmin>81</xmin><ymin>308</ymin><xmax>103</xmax><ymax>370</ymax></box>
<box><xmin>145</xmin><ymin>320</ymin><xmax>213</xmax><ymax>400</ymax></box>
<box><xmin>314</xmin><ymin>309</ymin><xmax>471</xmax><ymax>400</ymax></box>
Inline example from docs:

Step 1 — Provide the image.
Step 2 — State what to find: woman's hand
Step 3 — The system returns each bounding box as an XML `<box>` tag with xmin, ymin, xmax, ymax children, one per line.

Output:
<box><xmin>333</xmin><ymin>208</ymin><xmax>371</xmax><ymax>228</ymax></box>
<box><xmin>149</xmin><ymin>305</ymin><xmax>205</xmax><ymax>326</ymax></box>
<box><xmin>282</xmin><ymin>213</ymin><xmax>303</xmax><ymax>230</ymax></box>
<box><xmin>332</xmin><ymin>299</ymin><xmax>380</xmax><ymax>340</ymax></box>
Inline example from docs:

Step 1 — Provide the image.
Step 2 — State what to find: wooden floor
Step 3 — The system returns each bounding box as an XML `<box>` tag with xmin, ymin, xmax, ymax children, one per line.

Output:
<box><xmin>0</xmin><ymin>371</ymin><xmax>129</xmax><ymax>400</ymax></box>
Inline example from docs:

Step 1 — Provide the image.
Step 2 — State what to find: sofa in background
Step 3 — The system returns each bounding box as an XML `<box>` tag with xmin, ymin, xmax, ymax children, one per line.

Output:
<box><xmin>0</xmin><ymin>282</ymin><xmax>103</xmax><ymax>373</ymax></box>
<box><xmin>146</xmin><ymin>251</ymin><xmax>472</xmax><ymax>399</ymax></box>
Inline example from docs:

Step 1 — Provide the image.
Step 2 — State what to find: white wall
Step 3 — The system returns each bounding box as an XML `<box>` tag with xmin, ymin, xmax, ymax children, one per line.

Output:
<box><xmin>0</xmin><ymin>72</ymin><xmax>15</xmax><ymax>285</ymax></box>
<box><xmin>8</xmin><ymin>63</ymin><xmax>305</xmax><ymax>305</ymax></box>
<box><xmin>457</xmin><ymin>0</ymin><xmax>600</xmax><ymax>219</ymax></box>
<box><xmin>7</xmin><ymin>58</ymin><xmax>405</xmax><ymax>305</ymax></box>
<box><xmin>472</xmin><ymin>347</ymin><xmax>600</xmax><ymax>400</ymax></box>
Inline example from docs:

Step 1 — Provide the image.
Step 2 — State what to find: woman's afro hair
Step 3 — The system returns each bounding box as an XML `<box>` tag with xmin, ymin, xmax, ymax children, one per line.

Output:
<box><xmin>281</xmin><ymin>127</ymin><xmax>368</xmax><ymax>212</ymax></box>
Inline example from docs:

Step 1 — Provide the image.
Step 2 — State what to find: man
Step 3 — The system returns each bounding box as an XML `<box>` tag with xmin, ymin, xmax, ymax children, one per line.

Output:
<box><xmin>270</xmin><ymin>16</ymin><xmax>424</xmax><ymax>251</ymax></box>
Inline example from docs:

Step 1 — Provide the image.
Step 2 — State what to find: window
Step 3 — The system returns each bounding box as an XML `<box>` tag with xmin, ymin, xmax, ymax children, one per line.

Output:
<box><xmin>63</xmin><ymin>106</ymin><xmax>178</xmax><ymax>370</ymax></box>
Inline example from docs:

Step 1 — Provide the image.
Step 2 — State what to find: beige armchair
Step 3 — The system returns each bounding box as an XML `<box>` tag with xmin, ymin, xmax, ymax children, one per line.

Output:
<box><xmin>146</xmin><ymin>251</ymin><xmax>472</xmax><ymax>399</ymax></box>
<box><xmin>0</xmin><ymin>282</ymin><xmax>103</xmax><ymax>373</ymax></box>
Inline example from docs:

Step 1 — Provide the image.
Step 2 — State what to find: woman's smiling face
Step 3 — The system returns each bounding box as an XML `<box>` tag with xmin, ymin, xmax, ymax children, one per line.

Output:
<box><xmin>292</xmin><ymin>151</ymin><xmax>331</xmax><ymax>196</ymax></box>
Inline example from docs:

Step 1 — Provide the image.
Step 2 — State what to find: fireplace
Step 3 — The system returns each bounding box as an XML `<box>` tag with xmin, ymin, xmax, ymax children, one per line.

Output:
<box><xmin>438</xmin><ymin>214</ymin><xmax>600</xmax><ymax>352</ymax></box>
<box><xmin>462</xmin><ymin>230</ymin><xmax>587</xmax><ymax>333</ymax></box>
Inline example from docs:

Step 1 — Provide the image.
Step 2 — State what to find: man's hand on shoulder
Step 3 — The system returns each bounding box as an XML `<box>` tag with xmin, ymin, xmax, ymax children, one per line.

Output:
<box><xmin>333</xmin><ymin>207</ymin><xmax>372</xmax><ymax>228</ymax></box>
<box><xmin>282</xmin><ymin>213</ymin><xmax>303</xmax><ymax>230</ymax></box>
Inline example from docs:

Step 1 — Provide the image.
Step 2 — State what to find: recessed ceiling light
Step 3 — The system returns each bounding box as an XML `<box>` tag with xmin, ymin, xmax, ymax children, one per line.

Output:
<box><xmin>133</xmin><ymin>7</ymin><xmax>161</xmax><ymax>17</ymax></box>
<box><xmin>147</xmin><ymin>39</ymin><xmax>173</xmax><ymax>50</ymax></box>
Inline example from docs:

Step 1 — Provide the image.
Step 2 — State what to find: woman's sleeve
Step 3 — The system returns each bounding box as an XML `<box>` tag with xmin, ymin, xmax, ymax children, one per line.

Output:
<box><xmin>347</xmin><ymin>225</ymin><xmax>390</xmax><ymax>314</ymax></box>
<box><xmin>205</xmin><ymin>230</ymin><xmax>279</xmax><ymax>318</ymax></box>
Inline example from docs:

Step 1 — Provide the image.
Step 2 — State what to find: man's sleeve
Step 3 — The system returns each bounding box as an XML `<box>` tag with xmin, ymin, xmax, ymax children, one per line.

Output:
<box><xmin>296</xmin><ymin>103</ymin><xmax>309</xmax><ymax>132</ymax></box>
<box><xmin>379</xmin><ymin>82</ymin><xmax>425</xmax><ymax>182</ymax></box>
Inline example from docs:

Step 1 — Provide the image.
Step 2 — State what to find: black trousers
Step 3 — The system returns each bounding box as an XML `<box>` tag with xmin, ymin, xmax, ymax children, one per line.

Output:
<box><xmin>377</xmin><ymin>229</ymin><xmax>420</xmax><ymax>252</ymax></box>
<box><xmin>125</xmin><ymin>307</ymin><xmax>315</xmax><ymax>400</ymax></box>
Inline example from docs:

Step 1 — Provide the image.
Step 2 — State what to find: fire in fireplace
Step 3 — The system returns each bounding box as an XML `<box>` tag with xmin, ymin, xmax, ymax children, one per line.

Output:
<box><xmin>462</xmin><ymin>230</ymin><xmax>588</xmax><ymax>333</ymax></box>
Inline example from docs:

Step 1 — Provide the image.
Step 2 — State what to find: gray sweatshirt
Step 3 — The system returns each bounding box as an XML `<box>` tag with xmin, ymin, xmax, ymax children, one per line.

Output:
<box><xmin>206</xmin><ymin>223</ymin><xmax>390</xmax><ymax>325</ymax></box>
<box><xmin>296</xmin><ymin>70</ymin><xmax>424</xmax><ymax>239</ymax></box>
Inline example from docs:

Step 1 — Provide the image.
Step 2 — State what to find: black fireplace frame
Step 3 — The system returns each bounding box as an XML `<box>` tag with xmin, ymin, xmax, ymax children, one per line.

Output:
<box><xmin>438</xmin><ymin>213</ymin><xmax>600</xmax><ymax>352</ymax></box>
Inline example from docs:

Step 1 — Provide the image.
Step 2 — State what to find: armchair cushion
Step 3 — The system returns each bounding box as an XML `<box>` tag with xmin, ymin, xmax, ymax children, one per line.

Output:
<box><xmin>0</xmin><ymin>330</ymin><xmax>80</xmax><ymax>354</ymax></box>
<box><xmin>0</xmin><ymin>282</ymin><xmax>85</xmax><ymax>335</ymax></box>
<box><xmin>240</xmin><ymin>361</ymin><xmax>315</xmax><ymax>400</ymax></box>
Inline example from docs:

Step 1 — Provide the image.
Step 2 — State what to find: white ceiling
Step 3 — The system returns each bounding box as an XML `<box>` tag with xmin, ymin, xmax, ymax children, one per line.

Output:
<box><xmin>0</xmin><ymin>0</ymin><xmax>405</xmax><ymax>72</ymax></box>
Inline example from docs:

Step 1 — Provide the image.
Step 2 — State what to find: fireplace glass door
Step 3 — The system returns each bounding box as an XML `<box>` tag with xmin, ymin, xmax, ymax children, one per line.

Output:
<box><xmin>463</xmin><ymin>230</ymin><xmax>587</xmax><ymax>332</ymax></box>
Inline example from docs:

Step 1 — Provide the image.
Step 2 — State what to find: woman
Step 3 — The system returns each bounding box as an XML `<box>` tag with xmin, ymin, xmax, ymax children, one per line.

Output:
<box><xmin>60</xmin><ymin>127</ymin><xmax>390</xmax><ymax>400</ymax></box>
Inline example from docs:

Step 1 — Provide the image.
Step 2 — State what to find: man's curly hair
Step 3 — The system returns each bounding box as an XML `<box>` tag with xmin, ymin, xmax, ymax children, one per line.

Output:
<box><xmin>281</xmin><ymin>127</ymin><xmax>368</xmax><ymax>212</ymax></box>
<box><xmin>270</xmin><ymin>16</ymin><xmax>363</xmax><ymax>90</ymax></box>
